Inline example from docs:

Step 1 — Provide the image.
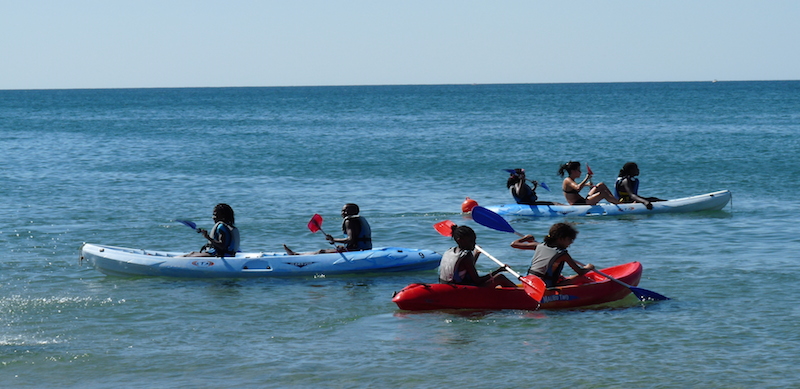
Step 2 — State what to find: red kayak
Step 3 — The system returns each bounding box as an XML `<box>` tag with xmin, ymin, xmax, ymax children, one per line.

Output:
<box><xmin>392</xmin><ymin>262</ymin><xmax>643</xmax><ymax>311</ymax></box>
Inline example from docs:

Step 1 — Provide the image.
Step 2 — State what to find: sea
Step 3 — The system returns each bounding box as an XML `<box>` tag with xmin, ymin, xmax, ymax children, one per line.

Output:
<box><xmin>1</xmin><ymin>81</ymin><xmax>799</xmax><ymax>388</ymax></box>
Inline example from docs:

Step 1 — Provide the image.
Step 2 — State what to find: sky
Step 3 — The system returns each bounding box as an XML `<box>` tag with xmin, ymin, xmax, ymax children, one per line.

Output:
<box><xmin>1</xmin><ymin>1</ymin><xmax>798</xmax><ymax>90</ymax></box>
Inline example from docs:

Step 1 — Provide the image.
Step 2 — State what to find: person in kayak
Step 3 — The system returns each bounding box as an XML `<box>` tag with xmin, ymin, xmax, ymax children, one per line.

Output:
<box><xmin>559</xmin><ymin>161</ymin><xmax>619</xmax><ymax>205</ymax></box>
<box><xmin>326</xmin><ymin>203</ymin><xmax>372</xmax><ymax>251</ymax></box>
<box><xmin>439</xmin><ymin>225</ymin><xmax>516</xmax><ymax>287</ymax></box>
<box><xmin>615</xmin><ymin>162</ymin><xmax>665</xmax><ymax>210</ymax></box>
<box><xmin>506</xmin><ymin>168</ymin><xmax>558</xmax><ymax>205</ymax></box>
<box><xmin>509</xmin><ymin>223</ymin><xmax>594</xmax><ymax>287</ymax></box>
<box><xmin>185</xmin><ymin>203</ymin><xmax>240</xmax><ymax>257</ymax></box>
<box><xmin>284</xmin><ymin>203</ymin><xmax>372</xmax><ymax>255</ymax></box>
<box><xmin>507</xmin><ymin>168</ymin><xmax>539</xmax><ymax>204</ymax></box>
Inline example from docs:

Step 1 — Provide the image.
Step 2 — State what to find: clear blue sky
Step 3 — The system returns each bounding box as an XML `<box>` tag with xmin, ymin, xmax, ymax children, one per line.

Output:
<box><xmin>2</xmin><ymin>1</ymin><xmax>798</xmax><ymax>89</ymax></box>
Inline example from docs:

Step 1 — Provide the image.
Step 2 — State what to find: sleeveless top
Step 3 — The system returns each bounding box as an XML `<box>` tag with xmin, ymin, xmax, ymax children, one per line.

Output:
<box><xmin>527</xmin><ymin>244</ymin><xmax>568</xmax><ymax>287</ymax></box>
<box><xmin>342</xmin><ymin>215</ymin><xmax>372</xmax><ymax>250</ymax></box>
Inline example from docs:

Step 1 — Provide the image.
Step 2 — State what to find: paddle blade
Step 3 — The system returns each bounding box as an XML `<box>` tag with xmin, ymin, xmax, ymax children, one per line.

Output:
<box><xmin>176</xmin><ymin>219</ymin><xmax>197</xmax><ymax>230</ymax></box>
<box><xmin>433</xmin><ymin>220</ymin><xmax>456</xmax><ymax>237</ymax></box>
<box><xmin>630</xmin><ymin>286</ymin><xmax>670</xmax><ymax>302</ymax></box>
<box><xmin>539</xmin><ymin>181</ymin><xmax>551</xmax><ymax>192</ymax></box>
<box><xmin>307</xmin><ymin>214</ymin><xmax>324</xmax><ymax>233</ymax></box>
<box><xmin>471</xmin><ymin>206</ymin><xmax>517</xmax><ymax>234</ymax></box>
<box><xmin>520</xmin><ymin>275</ymin><xmax>546</xmax><ymax>302</ymax></box>
<box><xmin>586</xmin><ymin>164</ymin><xmax>594</xmax><ymax>175</ymax></box>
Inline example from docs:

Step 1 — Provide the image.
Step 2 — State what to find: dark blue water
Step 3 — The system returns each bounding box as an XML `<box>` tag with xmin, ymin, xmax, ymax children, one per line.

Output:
<box><xmin>2</xmin><ymin>81</ymin><xmax>799</xmax><ymax>387</ymax></box>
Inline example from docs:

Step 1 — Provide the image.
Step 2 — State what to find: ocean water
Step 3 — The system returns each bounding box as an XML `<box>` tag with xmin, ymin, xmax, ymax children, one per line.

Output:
<box><xmin>1</xmin><ymin>81</ymin><xmax>799</xmax><ymax>388</ymax></box>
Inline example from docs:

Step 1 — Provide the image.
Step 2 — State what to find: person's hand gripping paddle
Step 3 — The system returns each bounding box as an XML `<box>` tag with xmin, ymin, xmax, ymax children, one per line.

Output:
<box><xmin>308</xmin><ymin>214</ymin><xmax>351</xmax><ymax>262</ymax></box>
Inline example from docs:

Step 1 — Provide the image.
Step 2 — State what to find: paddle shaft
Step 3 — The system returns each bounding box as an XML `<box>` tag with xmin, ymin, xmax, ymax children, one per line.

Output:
<box><xmin>309</xmin><ymin>216</ymin><xmax>352</xmax><ymax>262</ymax></box>
<box><xmin>475</xmin><ymin>244</ymin><xmax>543</xmax><ymax>298</ymax></box>
<box><xmin>474</xmin><ymin>244</ymin><xmax>521</xmax><ymax>279</ymax></box>
<box><xmin>573</xmin><ymin>259</ymin><xmax>632</xmax><ymax>288</ymax></box>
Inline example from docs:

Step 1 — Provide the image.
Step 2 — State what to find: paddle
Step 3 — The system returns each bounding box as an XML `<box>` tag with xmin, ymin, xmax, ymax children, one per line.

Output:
<box><xmin>470</xmin><ymin>206</ymin><xmax>670</xmax><ymax>302</ymax></box>
<box><xmin>307</xmin><ymin>214</ymin><xmax>351</xmax><ymax>262</ymax></box>
<box><xmin>433</xmin><ymin>220</ymin><xmax>546</xmax><ymax>302</ymax></box>
<box><xmin>503</xmin><ymin>169</ymin><xmax>550</xmax><ymax>192</ymax></box>
<box><xmin>539</xmin><ymin>181</ymin><xmax>551</xmax><ymax>192</ymax></box>
<box><xmin>586</xmin><ymin>164</ymin><xmax>594</xmax><ymax>187</ymax></box>
<box><xmin>176</xmin><ymin>219</ymin><xmax>200</xmax><ymax>232</ymax></box>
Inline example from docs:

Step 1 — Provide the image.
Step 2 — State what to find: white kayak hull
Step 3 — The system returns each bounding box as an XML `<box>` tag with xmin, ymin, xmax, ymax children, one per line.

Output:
<box><xmin>484</xmin><ymin>190</ymin><xmax>731</xmax><ymax>217</ymax></box>
<box><xmin>81</xmin><ymin>243</ymin><xmax>442</xmax><ymax>278</ymax></box>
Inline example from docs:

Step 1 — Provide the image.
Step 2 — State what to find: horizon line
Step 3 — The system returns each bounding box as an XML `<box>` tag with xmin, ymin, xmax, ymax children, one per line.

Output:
<box><xmin>2</xmin><ymin>79</ymin><xmax>798</xmax><ymax>92</ymax></box>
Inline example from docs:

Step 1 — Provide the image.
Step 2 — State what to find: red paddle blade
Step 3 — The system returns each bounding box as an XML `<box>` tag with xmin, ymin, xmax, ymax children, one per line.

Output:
<box><xmin>307</xmin><ymin>214</ymin><xmax>324</xmax><ymax>233</ymax></box>
<box><xmin>433</xmin><ymin>220</ymin><xmax>456</xmax><ymax>237</ymax></box>
<box><xmin>586</xmin><ymin>164</ymin><xmax>594</xmax><ymax>175</ymax></box>
<box><xmin>520</xmin><ymin>275</ymin><xmax>546</xmax><ymax>302</ymax></box>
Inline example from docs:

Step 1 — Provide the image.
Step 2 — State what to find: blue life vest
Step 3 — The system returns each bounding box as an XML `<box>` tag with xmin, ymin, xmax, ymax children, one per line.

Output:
<box><xmin>615</xmin><ymin>177</ymin><xmax>639</xmax><ymax>202</ymax></box>
<box><xmin>511</xmin><ymin>183</ymin><xmax>538</xmax><ymax>205</ymax></box>
<box><xmin>204</xmin><ymin>222</ymin><xmax>240</xmax><ymax>257</ymax></box>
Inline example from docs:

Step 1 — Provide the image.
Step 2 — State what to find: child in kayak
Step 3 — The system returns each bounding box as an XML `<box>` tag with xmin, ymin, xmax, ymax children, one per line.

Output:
<box><xmin>185</xmin><ymin>203</ymin><xmax>240</xmax><ymax>257</ymax></box>
<box><xmin>439</xmin><ymin>225</ymin><xmax>516</xmax><ymax>288</ymax></box>
<box><xmin>506</xmin><ymin>168</ymin><xmax>558</xmax><ymax>205</ymax></box>
<box><xmin>615</xmin><ymin>162</ymin><xmax>665</xmax><ymax>210</ymax></box>
<box><xmin>559</xmin><ymin>161</ymin><xmax>619</xmax><ymax>205</ymax></box>
<box><xmin>510</xmin><ymin>223</ymin><xmax>594</xmax><ymax>287</ymax></box>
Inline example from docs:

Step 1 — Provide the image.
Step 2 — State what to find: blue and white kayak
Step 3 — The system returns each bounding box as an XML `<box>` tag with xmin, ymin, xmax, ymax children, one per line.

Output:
<box><xmin>80</xmin><ymin>243</ymin><xmax>441</xmax><ymax>278</ymax></box>
<box><xmin>484</xmin><ymin>190</ymin><xmax>731</xmax><ymax>217</ymax></box>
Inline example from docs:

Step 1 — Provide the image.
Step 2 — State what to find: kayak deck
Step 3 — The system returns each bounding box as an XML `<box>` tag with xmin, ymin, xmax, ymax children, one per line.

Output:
<box><xmin>81</xmin><ymin>243</ymin><xmax>442</xmax><ymax>278</ymax></box>
<box><xmin>484</xmin><ymin>190</ymin><xmax>731</xmax><ymax>217</ymax></box>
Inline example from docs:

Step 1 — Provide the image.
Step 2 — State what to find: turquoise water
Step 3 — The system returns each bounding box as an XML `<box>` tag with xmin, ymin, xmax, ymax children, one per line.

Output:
<box><xmin>2</xmin><ymin>82</ymin><xmax>800</xmax><ymax>388</ymax></box>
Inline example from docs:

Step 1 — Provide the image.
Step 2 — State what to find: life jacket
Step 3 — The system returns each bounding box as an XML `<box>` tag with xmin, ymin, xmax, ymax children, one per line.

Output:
<box><xmin>511</xmin><ymin>183</ymin><xmax>538</xmax><ymax>205</ymax></box>
<box><xmin>527</xmin><ymin>244</ymin><xmax>567</xmax><ymax>287</ymax></box>
<box><xmin>204</xmin><ymin>222</ymin><xmax>240</xmax><ymax>257</ymax></box>
<box><xmin>342</xmin><ymin>215</ymin><xmax>372</xmax><ymax>250</ymax></box>
<box><xmin>438</xmin><ymin>247</ymin><xmax>475</xmax><ymax>285</ymax></box>
<box><xmin>615</xmin><ymin>177</ymin><xmax>639</xmax><ymax>203</ymax></box>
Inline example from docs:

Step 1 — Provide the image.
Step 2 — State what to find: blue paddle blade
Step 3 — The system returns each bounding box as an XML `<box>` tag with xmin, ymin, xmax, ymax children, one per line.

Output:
<box><xmin>471</xmin><ymin>206</ymin><xmax>517</xmax><ymax>234</ymax></box>
<box><xmin>176</xmin><ymin>219</ymin><xmax>197</xmax><ymax>230</ymax></box>
<box><xmin>630</xmin><ymin>286</ymin><xmax>670</xmax><ymax>301</ymax></box>
<box><xmin>539</xmin><ymin>182</ymin><xmax>550</xmax><ymax>191</ymax></box>
<box><xmin>503</xmin><ymin>169</ymin><xmax>518</xmax><ymax>175</ymax></box>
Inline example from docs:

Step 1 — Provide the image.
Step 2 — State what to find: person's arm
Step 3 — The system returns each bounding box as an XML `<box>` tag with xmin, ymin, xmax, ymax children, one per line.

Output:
<box><xmin>622</xmin><ymin>179</ymin><xmax>652</xmax><ymax>209</ymax></box>
<box><xmin>511</xmin><ymin>234</ymin><xmax>538</xmax><ymax>250</ymax></box>
<box><xmin>458</xmin><ymin>251</ymin><xmax>487</xmax><ymax>284</ymax></box>
<box><xmin>201</xmin><ymin>225</ymin><xmax>228</xmax><ymax>252</ymax></box>
<box><xmin>565</xmin><ymin>176</ymin><xmax>590</xmax><ymax>192</ymax></box>
<box><xmin>560</xmin><ymin>253</ymin><xmax>594</xmax><ymax>276</ymax></box>
<box><xmin>327</xmin><ymin>218</ymin><xmax>361</xmax><ymax>245</ymax></box>
<box><xmin>512</xmin><ymin>181</ymin><xmax>523</xmax><ymax>196</ymax></box>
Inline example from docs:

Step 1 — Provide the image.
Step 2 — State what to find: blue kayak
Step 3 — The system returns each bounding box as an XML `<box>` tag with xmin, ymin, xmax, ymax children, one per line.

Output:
<box><xmin>81</xmin><ymin>243</ymin><xmax>441</xmax><ymax>278</ymax></box>
<box><xmin>484</xmin><ymin>190</ymin><xmax>731</xmax><ymax>217</ymax></box>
